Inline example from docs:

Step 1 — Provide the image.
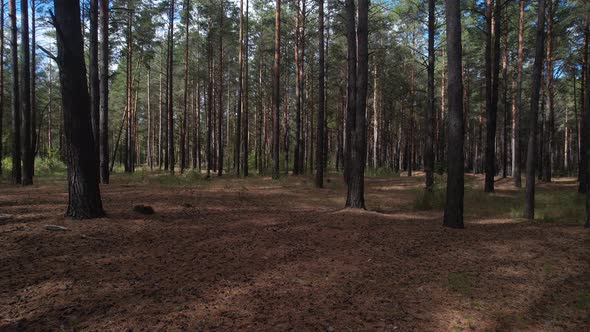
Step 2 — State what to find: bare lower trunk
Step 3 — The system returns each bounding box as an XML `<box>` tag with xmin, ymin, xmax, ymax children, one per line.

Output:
<box><xmin>99</xmin><ymin>0</ymin><xmax>109</xmax><ymax>183</ymax></box>
<box><xmin>443</xmin><ymin>0</ymin><xmax>464</xmax><ymax>229</ymax></box>
<box><xmin>316</xmin><ymin>0</ymin><xmax>325</xmax><ymax>188</ymax></box>
<box><xmin>512</xmin><ymin>0</ymin><xmax>524</xmax><ymax>188</ymax></box>
<box><xmin>425</xmin><ymin>0</ymin><xmax>435</xmax><ymax>189</ymax></box>
<box><xmin>54</xmin><ymin>0</ymin><xmax>105</xmax><ymax>219</ymax></box>
<box><xmin>9</xmin><ymin>0</ymin><xmax>20</xmax><ymax>184</ymax></box>
<box><xmin>21</xmin><ymin>0</ymin><xmax>33</xmax><ymax>185</ymax></box>
<box><xmin>524</xmin><ymin>0</ymin><xmax>546</xmax><ymax>220</ymax></box>
<box><xmin>272</xmin><ymin>0</ymin><xmax>280</xmax><ymax>180</ymax></box>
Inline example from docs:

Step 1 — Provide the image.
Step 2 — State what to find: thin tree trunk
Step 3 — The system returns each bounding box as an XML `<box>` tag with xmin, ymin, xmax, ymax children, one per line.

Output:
<box><xmin>207</xmin><ymin>28</ymin><xmax>213</xmax><ymax>177</ymax></box>
<box><xmin>543</xmin><ymin>0</ymin><xmax>555</xmax><ymax>182</ymax></box>
<box><xmin>585</xmin><ymin>25</ymin><xmax>590</xmax><ymax>228</ymax></box>
<box><xmin>124</xmin><ymin>9</ymin><xmax>133</xmax><ymax>173</ymax></box>
<box><xmin>316</xmin><ymin>0</ymin><xmax>325</xmax><ymax>188</ymax></box>
<box><xmin>512</xmin><ymin>0</ymin><xmax>524</xmax><ymax>187</ymax></box>
<box><xmin>21</xmin><ymin>0</ymin><xmax>33</xmax><ymax>185</ymax></box>
<box><xmin>181</xmin><ymin>0</ymin><xmax>190</xmax><ymax>173</ymax></box>
<box><xmin>54</xmin><ymin>0</ymin><xmax>105</xmax><ymax>219</ymax></box>
<box><xmin>89</xmin><ymin>0</ymin><xmax>99</xmax><ymax>168</ymax></box>
<box><xmin>242</xmin><ymin>0</ymin><xmax>250</xmax><ymax>176</ymax></box>
<box><xmin>443</xmin><ymin>0</ymin><xmax>465</xmax><ymax>229</ymax></box>
<box><xmin>235</xmin><ymin>0</ymin><xmax>244</xmax><ymax>176</ymax></box>
<box><xmin>147</xmin><ymin>67</ymin><xmax>152</xmax><ymax>170</ymax></box>
<box><xmin>31</xmin><ymin>0</ymin><xmax>37</xmax><ymax>161</ymax></box>
<box><xmin>99</xmin><ymin>0</ymin><xmax>109</xmax><ymax>183</ymax></box>
<box><xmin>425</xmin><ymin>0</ymin><xmax>435</xmax><ymax>189</ymax></box>
<box><xmin>167</xmin><ymin>0</ymin><xmax>175</xmax><ymax>174</ymax></box>
<box><xmin>272</xmin><ymin>0</ymin><xmax>280</xmax><ymax>180</ymax></box>
<box><xmin>524</xmin><ymin>0</ymin><xmax>546</xmax><ymax>220</ymax></box>
<box><xmin>484</xmin><ymin>0</ymin><xmax>501</xmax><ymax>193</ymax></box>
<box><xmin>218</xmin><ymin>4</ymin><xmax>224</xmax><ymax>176</ymax></box>
<box><xmin>501</xmin><ymin>16</ymin><xmax>509</xmax><ymax>178</ymax></box>
<box><xmin>580</xmin><ymin>17</ymin><xmax>589</xmax><ymax>193</ymax></box>
<box><xmin>0</xmin><ymin>0</ymin><xmax>4</xmax><ymax>175</ymax></box>
<box><xmin>9</xmin><ymin>0</ymin><xmax>20</xmax><ymax>184</ymax></box>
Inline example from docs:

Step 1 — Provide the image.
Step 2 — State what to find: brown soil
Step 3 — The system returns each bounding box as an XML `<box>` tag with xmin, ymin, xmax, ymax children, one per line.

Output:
<box><xmin>0</xmin><ymin>174</ymin><xmax>588</xmax><ymax>331</ymax></box>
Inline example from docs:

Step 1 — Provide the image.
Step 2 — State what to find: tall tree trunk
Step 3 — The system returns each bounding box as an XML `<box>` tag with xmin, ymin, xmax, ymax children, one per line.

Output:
<box><xmin>512</xmin><ymin>0</ymin><xmax>524</xmax><ymax>188</ymax></box>
<box><xmin>21</xmin><ymin>0</ymin><xmax>33</xmax><ymax>185</ymax></box>
<box><xmin>272</xmin><ymin>0</ymin><xmax>280</xmax><ymax>180</ymax></box>
<box><xmin>53</xmin><ymin>0</ymin><xmax>105</xmax><ymax>219</ymax></box>
<box><xmin>315</xmin><ymin>0</ymin><xmax>325</xmax><ymax>188</ymax></box>
<box><xmin>242</xmin><ymin>0</ymin><xmax>250</xmax><ymax>176</ymax></box>
<box><xmin>0</xmin><ymin>0</ymin><xmax>4</xmax><ymax>175</ymax></box>
<box><xmin>484</xmin><ymin>0</ymin><xmax>501</xmax><ymax>193</ymax></box>
<box><xmin>147</xmin><ymin>67</ymin><xmax>152</xmax><ymax>170</ymax></box>
<box><xmin>443</xmin><ymin>0</ymin><xmax>464</xmax><ymax>228</ymax></box>
<box><xmin>99</xmin><ymin>0</ymin><xmax>109</xmax><ymax>183</ymax></box>
<box><xmin>181</xmin><ymin>0</ymin><xmax>190</xmax><ymax>174</ymax></box>
<box><xmin>293</xmin><ymin>0</ymin><xmax>301</xmax><ymax>175</ymax></box>
<box><xmin>125</xmin><ymin>9</ymin><xmax>133</xmax><ymax>173</ymax></box>
<box><xmin>579</xmin><ymin>17</ymin><xmax>589</xmax><ymax>193</ymax></box>
<box><xmin>343</xmin><ymin>0</ymin><xmax>357</xmax><ymax>185</ymax></box>
<box><xmin>167</xmin><ymin>0</ymin><xmax>175</xmax><ymax>174</ymax></box>
<box><xmin>158</xmin><ymin>59</ymin><xmax>163</xmax><ymax>169</ymax></box>
<box><xmin>207</xmin><ymin>28</ymin><xmax>213</xmax><ymax>177</ymax></box>
<box><xmin>585</xmin><ymin>25</ymin><xmax>590</xmax><ymax>228</ymax></box>
<box><xmin>501</xmin><ymin>16</ymin><xmax>509</xmax><ymax>178</ymax></box>
<box><xmin>524</xmin><ymin>0</ymin><xmax>546</xmax><ymax>220</ymax></box>
<box><xmin>89</xmin><ymin>0</ymin><xmax>99</xmax><ymax>168</ymax></box>
<box><xmin>31</xmin><ymin>0</ymin><xmax>37</xmax><ymax>162</ymax></box>
<box><xmin>345</xmin><ymin>0</ymin><xmax>367</xmax><ymax>209</ymax></box>
<box><xmin>9</xmin><ymin>0</ymin><xmax>20</xmax><ymax>184</ymax></box>
<box><xmin>196</xmin><ymin>82</ymin><xmax>202</xmax><ymax>170</ymax></box>
<box><xmin>543</xmin><ymin>0</ymin><xmax>555</xmax><ymax>182</ymax></box>
<box><xmin>217</xmin><ymin>4</ymin><xmax>224</xmax><ymax>176</ymax></box>
<box><xmin>425</xmin><ymin>0</ymin><xmax>435</xmax><ymax>189</ymax></box>
<box><xmin>235</xmin><ymin>0</ymin><xmax>244</xmax><ymax>176</ymax></box>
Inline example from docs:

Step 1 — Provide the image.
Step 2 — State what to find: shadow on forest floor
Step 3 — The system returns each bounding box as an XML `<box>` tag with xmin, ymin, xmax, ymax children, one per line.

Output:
<box><xmin>0</xmin><ymin>172</ymin><xmax>588</xmax><ymax>331</ymax></box>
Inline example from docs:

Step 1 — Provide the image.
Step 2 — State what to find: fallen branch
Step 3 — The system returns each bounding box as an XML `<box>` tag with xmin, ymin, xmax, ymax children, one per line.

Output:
<box><xmin>45</xmin><ymin>225</ymin><xmax>71</xmax><ymax>232</ymax></box>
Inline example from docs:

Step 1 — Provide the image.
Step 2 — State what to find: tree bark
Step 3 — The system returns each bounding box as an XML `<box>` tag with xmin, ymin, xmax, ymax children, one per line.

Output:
<box><xmin>443</xmin><ymin>0</ymin><xmax>464</xmax><ymax>229</ymax></box>
<box><xmin>425</xmin><ymin>0</ymin><xmax>435</xmax><ymax>189</ymax></box>
<box><xmin>53</xmin><ymin>0</ymin><xmax>105</xmax><ymax>219</ymax></box>
<box><xmin>124</xmin><ymin>9</ymin><xmax>133</xmax><ymax>173</ymax></box>
<box><xmin>501</xmin><ymin>15</ymin><xmax>509</xmax><ymax>179</ymax></box>
<box><xmin>181</xmin><ymin>0</ymin><xmax>190</xmax><ymax>174</ymax></box>
<box><xmin>21</xmin><ymin>0</ymin><xmax>33</xmax><ymax>185</ymax></box>
<box><xmin>585</xmin><ymin>24</ymin><xmax>590</xmax><ymax>228</ymax></box>
<box><xmin>31</xmin><ymin>0</ymin><xmax>37</xmax><ymax>163</ymax></box>
<box><xmin>167</xmin><ymin>0</ymin><xmax>175</xmax><ymax>174</ymax></box>
<box><xmin>242</xmin><ymin>0</ymin><xmax>250</xmax><ymax>176</ymax></box>
<box><xmin>0</xmin><ymin>0</ymin><xmax>4</xmax><ymax>175</ymax></box>
<box><xmin>9</xmin><ymin>0</ymin><xmax>20</xmax><ymax>184</ymax></box>
<box><xmin>99</xmin><ymin>0</ymin><xmax>109</xmax><ymax>183</ymax></box>
<box><xmin>484</xmin><ymin>0</ymin><xmax>501</xmax><ymax>193</ymax></box>
<box><xmin>89</xmin><ymin>0</ymin><xmax>99</xmax><ymax>169</ymax></box>
<box><xmin>217</xmin><ymin>4</ymin><xmax>224</xmax><ymax>176</ymax></box>
<box><xmin>272</xmin><ymin>0</ymin><xmax>280</xmax><ymax>180</ymax></box>
<box><xmin>580</xmin><ymin>17</ymin><xmax>589</xmax><ymax>193</ymax></box>
<box><xmin>315</xmin><ymin>0</ymin><xmax>325</xmax><ymax>188</ymax></box>
<box><xmin>344</xmin><ymin>0</ymin><xmax>367</xmax><ymax>209</ymax></box>
<box><xmin>235</xmin><ymin>0</ymin><xmax>244</xmax><ymax>176</ymax></box>
<box><xmin>512</xmin><ymin>0</ymin><xmax>524</xmax><ymax>188</ymax></box>
<box><xmin>543</xmin><ymin>0</ymin><xmax>555</xmax><ymax>182</ymax></box>
<box><xmin>524</xmin><ymin>0</ymin><xmax>546</xmax><ymax>220</ymax></box>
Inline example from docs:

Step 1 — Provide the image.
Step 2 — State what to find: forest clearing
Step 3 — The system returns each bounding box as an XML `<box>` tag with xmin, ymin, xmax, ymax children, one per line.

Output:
<box><xmin>1</xmin><ymin>172</ymin><xmax>588</xmax><ymax>330</ymax></box>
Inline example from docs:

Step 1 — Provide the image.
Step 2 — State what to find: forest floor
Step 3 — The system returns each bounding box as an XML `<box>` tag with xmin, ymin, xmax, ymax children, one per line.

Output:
<box><xmin>0</xmin><ymin>171</ymin><xmax>589</xmax><ymax>331</ymax></box>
